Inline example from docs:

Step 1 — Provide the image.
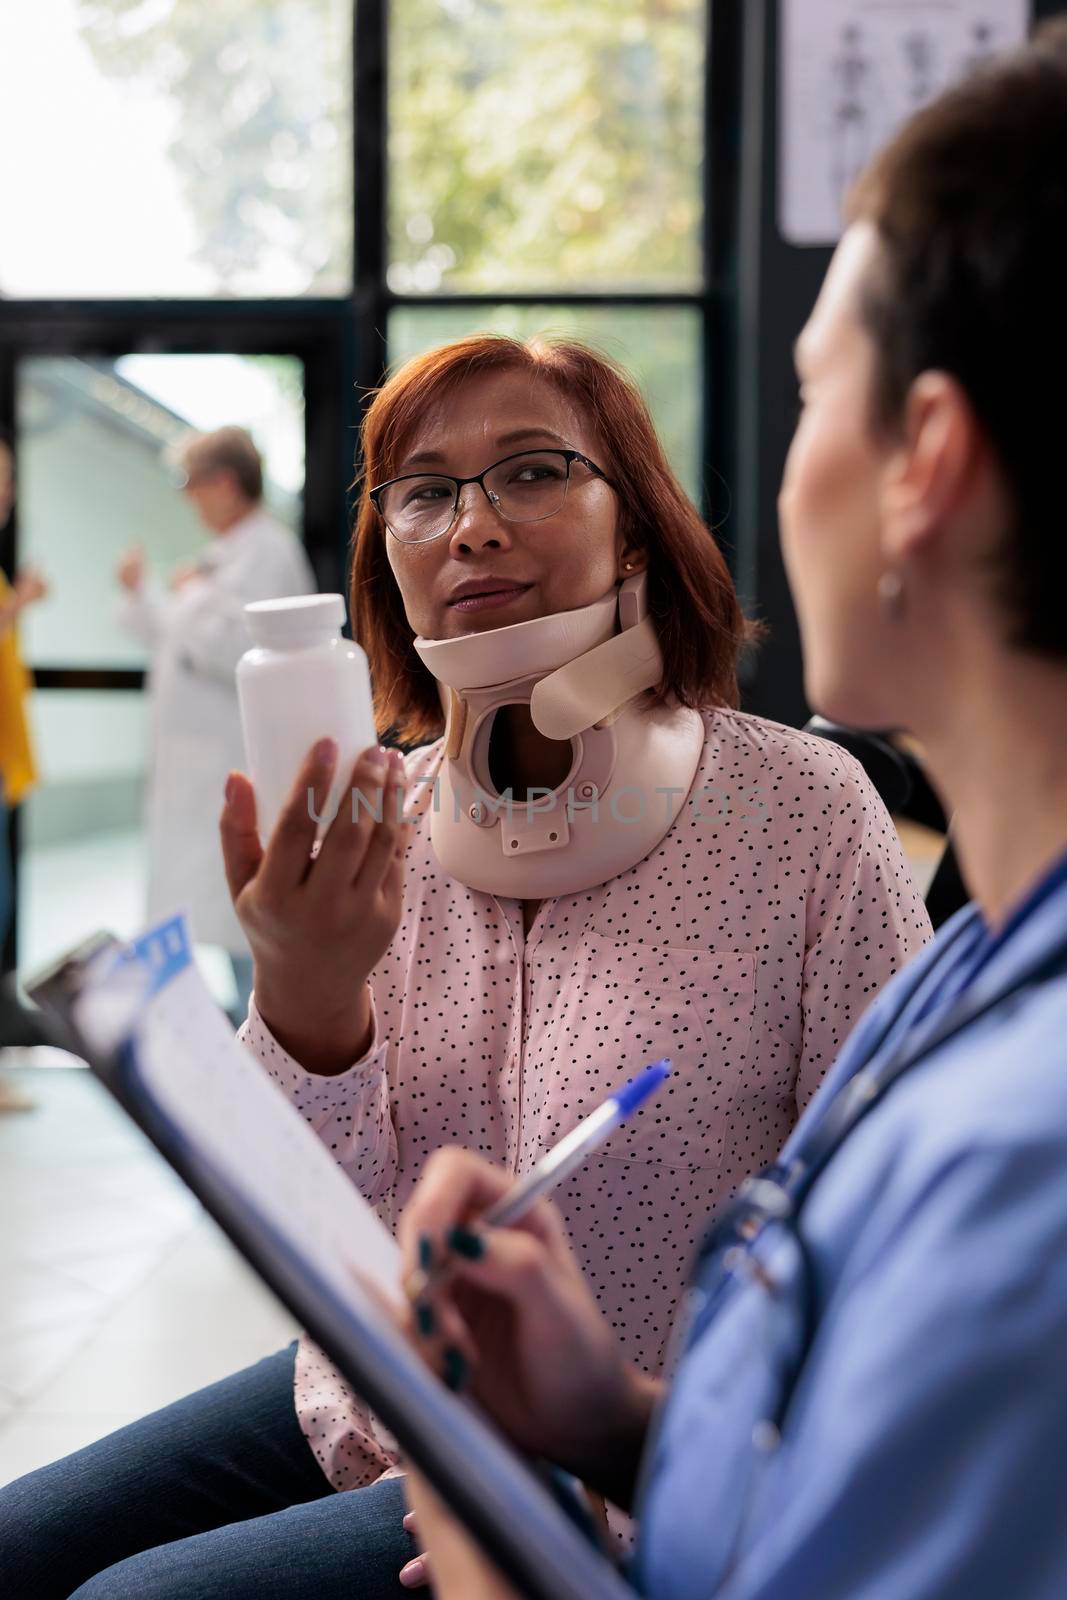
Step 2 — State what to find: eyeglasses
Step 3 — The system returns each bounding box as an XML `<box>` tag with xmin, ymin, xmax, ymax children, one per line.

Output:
<box><xmin>369</xmin><ymin>447</ymin><xmax>611</xmax><ymax>545</ymax></box>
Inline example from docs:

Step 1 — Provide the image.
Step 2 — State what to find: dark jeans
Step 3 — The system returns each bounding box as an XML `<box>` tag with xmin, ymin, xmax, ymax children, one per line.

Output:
<box><xmin>0</xmin><ymin>1344</ymin><xmax>414</xmax><ymax>1599</ymax></box>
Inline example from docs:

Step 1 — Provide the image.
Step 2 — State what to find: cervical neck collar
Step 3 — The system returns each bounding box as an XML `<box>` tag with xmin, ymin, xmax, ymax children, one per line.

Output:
<box><xmin>412</xmin><ymin>574</ymin><xmax>705</xmax><ymax>898</ymax></box>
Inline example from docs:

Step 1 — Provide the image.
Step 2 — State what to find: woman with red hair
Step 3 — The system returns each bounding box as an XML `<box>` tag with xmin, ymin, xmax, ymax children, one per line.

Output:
<box><xmin>2</xmin><ymin>335</ymin><xmax>928</xmax><ymax>1598</ymax></box>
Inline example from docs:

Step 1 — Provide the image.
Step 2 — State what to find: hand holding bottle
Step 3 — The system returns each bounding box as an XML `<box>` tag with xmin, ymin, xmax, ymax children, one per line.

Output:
<box><xmin>220</xmin><ymin>739</ymin><xmax>411</xmax><ymax>1074</ymax></box>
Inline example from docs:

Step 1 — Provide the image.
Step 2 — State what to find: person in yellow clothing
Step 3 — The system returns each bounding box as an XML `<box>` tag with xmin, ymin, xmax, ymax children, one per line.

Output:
<box><xmin>0</xmin><ymin>433</ymin><xmax>49</xmax><ymax>1112</ymax></box>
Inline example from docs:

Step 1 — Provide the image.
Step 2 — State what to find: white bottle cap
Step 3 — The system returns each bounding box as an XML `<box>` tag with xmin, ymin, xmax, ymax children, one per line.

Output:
<box><xmin>244</xmin><ymin>593</ymin><xmax>346</xmax><ymax>648</ymax></box>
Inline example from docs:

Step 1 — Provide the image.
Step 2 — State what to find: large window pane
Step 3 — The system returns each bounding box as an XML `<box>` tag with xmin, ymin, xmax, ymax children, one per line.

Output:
<box><xmin>16</xmin><ymin>354</ymin><xmax>304</xmax><ymax>669</ymax></box>
<box><xmin>389</xmin><ymin>305</ymin><xmax>703</xmax><ymax>501</ymax></box>
<box><xmin>389</xmin><ymin>0</ymin><xmax>705</xmax><ymax>293</ymax></box>
<box><xmin>0</xmin><ymin>0</ymin><xmax>352</xmax><ymax>297</ymax></box>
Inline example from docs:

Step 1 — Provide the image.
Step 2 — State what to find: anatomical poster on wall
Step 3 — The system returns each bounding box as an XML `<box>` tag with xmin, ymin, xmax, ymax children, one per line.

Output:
<box><xmin>779</xmin><ymin>0</ymin><xmax>1031</xmax><ymax>245</ymax></box>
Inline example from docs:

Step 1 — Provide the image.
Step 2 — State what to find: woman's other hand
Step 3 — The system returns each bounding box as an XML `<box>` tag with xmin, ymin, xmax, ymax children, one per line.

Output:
<box><xmin>167</xmin><ymin>560</ymin><xmax>201</xmax><ymax>593</ymax></box>
<box><xmin>398</xmin><ymin>1509</ymin><xmax>429</xmax><ymax>1590</ymax></box>
<box><xmin>116</xmin><ymin>544</ymin><xmax>145</xmax><ymax>593</ymax></box>
<box><xmin>219</xmin><ymin>740</ymin><xmax>411</xmax><ymax>1071</ymax></box>
<box><xmin>399</xmin><ymin>1148</ymin><xmax>660</xmax><ymax>1510</ymax></box>
<box><xmin>401</xmin><ymin>1476</ymin><xmax>519</xmax><ymax>1600</ymax></box>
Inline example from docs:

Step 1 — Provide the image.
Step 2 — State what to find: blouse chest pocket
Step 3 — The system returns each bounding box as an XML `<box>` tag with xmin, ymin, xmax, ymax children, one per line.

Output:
<box><xmin>578</xmin><ymin>936</ymin><xmax>756</xmax><ymax>1172</ymax></box>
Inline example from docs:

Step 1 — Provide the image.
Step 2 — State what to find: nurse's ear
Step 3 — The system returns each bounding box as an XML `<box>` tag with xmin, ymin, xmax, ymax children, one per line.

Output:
<box><xmin>878</xmin><ymin>371</ymin><xmax>995</xmax><ymax>572</ymax></box>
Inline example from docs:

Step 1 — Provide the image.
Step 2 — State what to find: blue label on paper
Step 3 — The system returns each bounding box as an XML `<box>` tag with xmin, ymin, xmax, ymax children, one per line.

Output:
<box><xmin>128</xmin><ymin>914</ymin><xmax>194</xmax><ymax>995</ymax></box>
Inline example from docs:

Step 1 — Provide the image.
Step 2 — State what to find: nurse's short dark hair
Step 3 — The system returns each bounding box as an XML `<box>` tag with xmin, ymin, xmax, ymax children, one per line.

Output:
<box><xmin>847</xmin><ymin>19</ymin><xmax>1067</xmax><ymax>661</ymax></box>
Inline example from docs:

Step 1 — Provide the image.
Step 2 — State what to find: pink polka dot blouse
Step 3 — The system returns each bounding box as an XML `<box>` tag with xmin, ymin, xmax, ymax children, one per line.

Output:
<box><xmin>243</xmin><ymin>709</ymin><xmax>932</xmax><ymax>1490</ymax></box>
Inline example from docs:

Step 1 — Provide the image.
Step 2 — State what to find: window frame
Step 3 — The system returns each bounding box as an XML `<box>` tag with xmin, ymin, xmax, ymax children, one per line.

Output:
<box><xmin>0</xmin><ymin>0</ymin><xmax>737</xmax><ymax>968</ymax></box>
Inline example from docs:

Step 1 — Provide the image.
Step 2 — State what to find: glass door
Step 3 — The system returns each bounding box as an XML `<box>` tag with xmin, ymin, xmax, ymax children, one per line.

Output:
<box><xmin>13</xmin><ymin>352</ymin><xmax>305</xmax><ymax>1008</ymax></box>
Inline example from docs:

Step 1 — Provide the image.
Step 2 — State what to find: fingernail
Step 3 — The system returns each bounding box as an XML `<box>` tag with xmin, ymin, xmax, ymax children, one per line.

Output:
<box><xmin>446</xmin><ymin>1225</ymin><xmax>485</xmax><ymax>1261</ymax></box>
<box><xmin>313</xmin><ymin>737</ymin><xmax>338</xmax><ymax>764</ymax></box>
<box><xmin>224</xmin><ymin>773</ymin><xmax>236</xmax><ymax>805</ymax></box>
<box><xmin>399</xmin><ymin>1557</ymin><xmax>427</xmax><ymax>1587</ymax></box>
<box><xmin>414</xmin><ymin>1299</ymin><xmax>435</xmax><ymax>1338</ymax></box>
<box><xmin>366</xmin><ymin>744</ymin><xmax>388</xmax><ymax>768</ymax></box>
<box><xmin>442</xmin><ymin>1346</ymin><xmax>467</xmax><ymax>1392</ymax></box>
<box><xmin>402</xmin><ymin>1511</ymin><xmax>417</xmax><ymax>1531</ymax></box>
<box><xmin>418</xmin><ymin>1234</ymin><xmax>434</xmax><ymax>1273</ymax></box>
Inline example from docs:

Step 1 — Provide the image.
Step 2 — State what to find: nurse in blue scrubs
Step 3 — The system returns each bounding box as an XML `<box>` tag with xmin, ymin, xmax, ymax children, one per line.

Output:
<box><xmin>397</xmin><ymin>24</ymin><xmax>1067</xmax><ymax>1600</ymax></box>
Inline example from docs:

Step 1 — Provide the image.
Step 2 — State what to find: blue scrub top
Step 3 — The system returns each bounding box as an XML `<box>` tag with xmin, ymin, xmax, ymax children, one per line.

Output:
<box><xmin>632</xmin><ymin>851</ymin><xmax>1067</xmax><ymax>1599</ymax></box>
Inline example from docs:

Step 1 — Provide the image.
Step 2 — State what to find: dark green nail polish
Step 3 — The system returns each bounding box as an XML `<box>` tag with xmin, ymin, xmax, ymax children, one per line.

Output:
<box><xmin>442</xmin><ymin>1347</ymin><xmax>467</xmax><ymax>1392</ymax></box>
<box><xmin>447</xmin><ymin>1224</ymin><xmax>485</xmax><ymax>1260</ymax></box>
<box><xmin>418</xmin><ymin>1234</ymin><xmax>434</xmax><ymax>1273</ymax></box>
<box><xmin>414</xmin><ymin>1299</ymin><xmax>435</xmax><ymax>1338</ymax></box>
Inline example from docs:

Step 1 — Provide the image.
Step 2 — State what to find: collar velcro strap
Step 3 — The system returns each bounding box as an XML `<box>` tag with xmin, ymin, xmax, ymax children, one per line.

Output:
<box><xmin>530</xmin><ymin>617</ymin><xmax>663</xmax><ymax>740</ymax></box>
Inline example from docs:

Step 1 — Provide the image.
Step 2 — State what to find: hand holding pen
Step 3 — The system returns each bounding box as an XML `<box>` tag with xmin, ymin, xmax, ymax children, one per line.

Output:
<box><xmin>396</xmin><ymin>1065</ymin><xmax>672</xmax><ymax>1588</ymax></box>
<box><xmin>404</xmin><ymin>1059</ymin><xmax>671</xmax><ymax>1310</ymax></box>
<box><xmin>399</xmin><ymin>1061</ymin><xmax>670</xmax><ymax>1380</ymax></box>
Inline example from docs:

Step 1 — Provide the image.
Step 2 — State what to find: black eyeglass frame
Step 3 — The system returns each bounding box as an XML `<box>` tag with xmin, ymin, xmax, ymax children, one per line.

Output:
<box><xmin>368</xmin><ymin>447</ymin><xmax>613</xmax><ymax>544</ymax></box>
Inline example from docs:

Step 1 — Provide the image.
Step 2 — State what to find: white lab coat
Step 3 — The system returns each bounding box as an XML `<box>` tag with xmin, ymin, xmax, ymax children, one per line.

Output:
<box><xmin>117</xmin><ymin>506</ymin><xmax>316</xmax><ymax>952</ymax></box>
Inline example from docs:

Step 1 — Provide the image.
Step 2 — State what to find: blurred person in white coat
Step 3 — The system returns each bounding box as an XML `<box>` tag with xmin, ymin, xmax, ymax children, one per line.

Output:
<box><xmin>116</xmin><ymin>427</ymin><xmax>314</xmax><ymax>1019</ymax></box>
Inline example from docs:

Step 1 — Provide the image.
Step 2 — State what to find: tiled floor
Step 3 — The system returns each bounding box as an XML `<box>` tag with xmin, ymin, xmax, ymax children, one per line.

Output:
<box><xmin>0</xmin><ymin>1060</ymin><xmax>299</xmax><ymax>1488</ymax></box>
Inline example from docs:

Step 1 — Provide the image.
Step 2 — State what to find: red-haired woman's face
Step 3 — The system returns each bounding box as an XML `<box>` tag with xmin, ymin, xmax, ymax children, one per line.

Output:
<box><xmin>383</xmin><ymin>369</ymin><xmax>642</xmax><ymax>640</ymax></box>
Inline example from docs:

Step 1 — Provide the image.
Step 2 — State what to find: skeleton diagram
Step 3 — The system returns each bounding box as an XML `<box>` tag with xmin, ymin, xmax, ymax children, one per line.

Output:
<box><xmin>961</xmin><ymin>20</ymin><xmax>997</xmax><ymax>78</ymax></box>
<box><xmin>826</xmin><ymin>25</ymin><xmax>885</xmax><ymax>211</ymax></box>
<box><xmin>901</xmin><ymin>29</ymin><xmax>939</xmax><ymax>106</ymax></box>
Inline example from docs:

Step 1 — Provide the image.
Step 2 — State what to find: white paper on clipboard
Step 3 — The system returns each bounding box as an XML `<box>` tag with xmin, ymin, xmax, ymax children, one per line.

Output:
<box><xmin>779</xmin><ymin>0</ymin><xmax>1031</xmax><ymax>246</ymax></box>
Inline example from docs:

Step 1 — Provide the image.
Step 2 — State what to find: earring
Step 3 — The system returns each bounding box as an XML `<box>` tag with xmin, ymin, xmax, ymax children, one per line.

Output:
<box><xmin>877</xmin><ymin>570</ymin><xmax>905</xmax><ymax>620</ymax></box>
<box><xmin>623</xmin><ymin>561</ymin><xmax>634</xmax><ymax>571</ymax></box>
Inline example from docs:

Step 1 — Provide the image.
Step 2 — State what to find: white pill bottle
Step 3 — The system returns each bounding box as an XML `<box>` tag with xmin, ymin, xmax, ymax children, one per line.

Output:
<box><xmin>237</xmin><ymin>593</ymin><xmax>376</xmax><ymax>844</ymax></box>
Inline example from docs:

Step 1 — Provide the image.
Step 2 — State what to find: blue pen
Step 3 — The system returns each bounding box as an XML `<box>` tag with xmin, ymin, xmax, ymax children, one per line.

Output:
<box><xmin>482</xmin><ymin>1058</ymin><xmax>671</xmax><ymax>1230</ymax></box>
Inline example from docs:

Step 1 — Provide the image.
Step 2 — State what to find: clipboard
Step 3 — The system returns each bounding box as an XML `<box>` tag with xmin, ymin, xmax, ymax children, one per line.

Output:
<box><xmin>26</xmin><ymin>915</ymin><xmax>635</xmax><ymax>1600</ymax></box>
